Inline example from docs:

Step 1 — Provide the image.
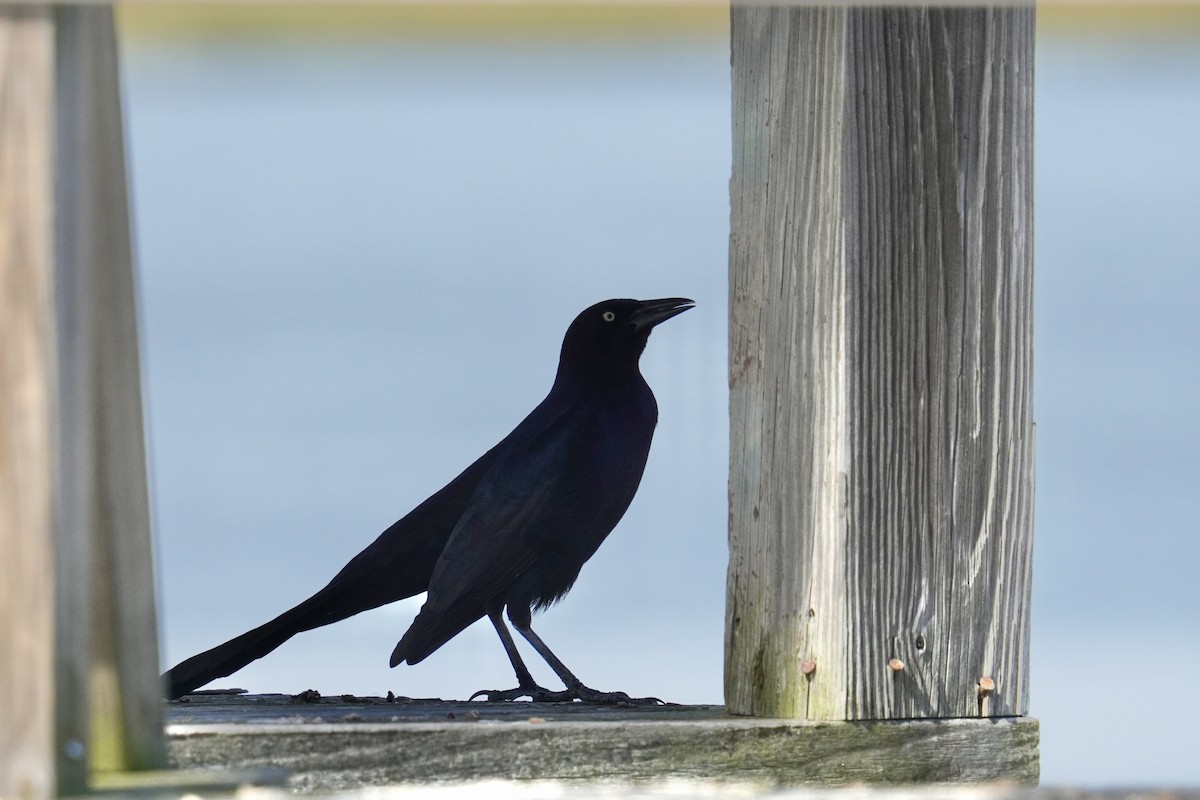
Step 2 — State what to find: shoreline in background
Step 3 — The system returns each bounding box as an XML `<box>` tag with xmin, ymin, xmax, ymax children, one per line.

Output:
<box><xmin>118</xmin><ymin>3</ymin><xmax>1200</xmax><ymax>43</ymax></box>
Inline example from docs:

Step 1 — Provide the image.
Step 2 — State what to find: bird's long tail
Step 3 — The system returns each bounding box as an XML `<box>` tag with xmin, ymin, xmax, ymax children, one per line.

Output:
<box><xmin>163</xmin><ymin>585</ymin><xmax>378</xmax><ymax>700</ymax></box>
<box><xmin>163</xmin><ymin>444</ymin><xmax>505</xmax><ymax>700</ymax></box>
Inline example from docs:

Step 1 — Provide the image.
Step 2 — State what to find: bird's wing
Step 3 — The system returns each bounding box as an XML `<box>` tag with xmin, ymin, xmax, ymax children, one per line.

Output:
<box><xmin>317</xmin><ymin>443</ymin><xmax>502</xmax><ymax>595</ymax></box>
<box><xmin>424</xmin><ymin>401</ymin><xmax>594</xmax><ymax>614</ymax></box>
<box><xmin>389</xmin><ymin>401</ymin><xmax>597</xmax><ymax>664</ymax></box>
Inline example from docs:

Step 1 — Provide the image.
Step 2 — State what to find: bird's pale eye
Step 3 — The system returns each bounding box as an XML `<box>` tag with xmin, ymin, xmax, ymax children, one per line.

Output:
<box><xmin>601</xmin><ymin>311</ymin><xmax>616</xmax><ymax>322</ymax></box>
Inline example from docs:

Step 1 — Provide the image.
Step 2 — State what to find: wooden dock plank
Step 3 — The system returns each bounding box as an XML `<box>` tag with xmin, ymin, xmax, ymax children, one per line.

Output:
<box><xmin>166</xmin><ymin>696</ymin><xmax>1038</xmax><ymax>790</ymax></box>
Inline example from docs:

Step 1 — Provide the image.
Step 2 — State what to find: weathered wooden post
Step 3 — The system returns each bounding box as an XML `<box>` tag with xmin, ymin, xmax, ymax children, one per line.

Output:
<box><xmin>1</xmin><ymin>8</ymin><xmax>58</xmax><ymax>798</ymax></box>
<box><xmin>726</xmin><ymin>1</ymin><xmax>1035</xmax><ymax>738</ymax></box>
<box><xmin>1</xmin><ymin>5</ymin><xmax>166</xmax><ymax>797</ymax></box>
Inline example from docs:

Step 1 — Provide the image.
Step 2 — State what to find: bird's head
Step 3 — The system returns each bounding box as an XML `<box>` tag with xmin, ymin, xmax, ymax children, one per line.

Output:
<box><xmin>555</xmin><ymin>297</ymin><xmax>695</xmax><ymax>386</ymax></box>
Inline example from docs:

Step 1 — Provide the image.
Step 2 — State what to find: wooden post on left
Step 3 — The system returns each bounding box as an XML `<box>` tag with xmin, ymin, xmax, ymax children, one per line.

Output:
<box><xmin>0</xmin><ymin>5</ymin><xmax>166</xmax><ymax>797</ymax></box>
<box><xmin>0</xmin><ymin>7</ymin><xmax>58</xmax><ymax>798</ymax></box>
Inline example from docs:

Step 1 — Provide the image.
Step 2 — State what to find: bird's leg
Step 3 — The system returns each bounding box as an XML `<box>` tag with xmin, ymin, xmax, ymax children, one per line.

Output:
<box><xmin>469</xmin><ymin>608</ymin><xmax>573</xmax><ymax>702</ymax></box>
<box><xmin>508</xmin><ymin>608</ymin><xmax>665</xmax><ymax>706</ymax></box>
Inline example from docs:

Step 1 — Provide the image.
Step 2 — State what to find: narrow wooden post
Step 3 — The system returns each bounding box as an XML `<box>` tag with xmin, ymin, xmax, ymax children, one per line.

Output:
<box><xmin>57</xmin><ymin>5</ymin><xmax>168</xmax><ymax>775</ymax></box>
<box><xmin>727</xmin><ymin>6</ymin><xmax>1035</xmax><ymax>722</ymax></box>
<box><xmin>1</xmin><ymin>5</ymin><xmax>165</xmax><ymax>796</ymax></box>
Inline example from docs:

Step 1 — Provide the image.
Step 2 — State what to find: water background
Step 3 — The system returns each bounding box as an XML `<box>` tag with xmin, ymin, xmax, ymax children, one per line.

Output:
<box><xmin>121</xmin><ymin>14</ymin><xmax>1200</xmax><ymax>787</ymax></box>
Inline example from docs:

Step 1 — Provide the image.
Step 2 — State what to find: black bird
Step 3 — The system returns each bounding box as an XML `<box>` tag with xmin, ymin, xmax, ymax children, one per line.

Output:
<box><xmin>164</xmin><ymin>297</ymin><xmax>694</xmax><ymax>702</ymax></box>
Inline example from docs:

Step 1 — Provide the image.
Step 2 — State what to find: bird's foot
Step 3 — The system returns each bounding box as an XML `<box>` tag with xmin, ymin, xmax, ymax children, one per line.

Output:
<box><xmin>469</xmin><ymin>684</ymin><xmax>574</xmax><ymax>703</ymax></box>
<box><xmin>468</xmin><ymin>684</ymin><xmax>665</xmax><ymax>705</ymax></box>
<box><xmin>566</xmin><ymin>685</ymin><xmax>667</xmax><ymax>706</ymax></box>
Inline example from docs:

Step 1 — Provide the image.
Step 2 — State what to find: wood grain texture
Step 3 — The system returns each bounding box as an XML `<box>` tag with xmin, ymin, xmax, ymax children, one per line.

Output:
<box><xmin>0</xmin><ymin>9</ymin><xmax>57</xmax><ymax>799</ymax></box>
<box><xmin>726</xmin><ymin>5</ymin><xmax>850</xmax><ymax>721</ymax></box>
<box><xmin>727</xmin><ymin>7</ymin><xmax>1034</xmax><ymax>721</ymax></box>
<box><xmin>55</xmin><ymin>4</ymin><xmax>168</xmax><ymax>775</ymax></box>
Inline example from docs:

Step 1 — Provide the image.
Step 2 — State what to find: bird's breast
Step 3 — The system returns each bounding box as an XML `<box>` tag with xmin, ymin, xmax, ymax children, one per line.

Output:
<box><xmin>495</xmin><ymin>381</ymin><xmax>661</xmax><ymax>611</ymax></box>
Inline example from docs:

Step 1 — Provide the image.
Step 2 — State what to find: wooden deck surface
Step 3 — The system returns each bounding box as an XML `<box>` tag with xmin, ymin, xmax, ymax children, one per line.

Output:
<box><xmin>162</xmin><ymin>693</ymin><xmax>1038</xmax><ymax>792</ymax></box>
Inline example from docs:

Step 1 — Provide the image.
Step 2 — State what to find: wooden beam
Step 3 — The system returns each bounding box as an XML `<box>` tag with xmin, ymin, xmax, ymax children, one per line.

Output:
<box><xmin>726</xmin><ymin>6</ymin><xmax>1035</xmax><ymax>721</ymax></box>
<box><xmin>0</xmin><ymin>8</ymin><xmax>58</xmax><ymax>798</ymax></box>
<box><xmin>164</xmin><ymin>696</ymin><xmax>1039</xmax><ymax>788</ymax></box>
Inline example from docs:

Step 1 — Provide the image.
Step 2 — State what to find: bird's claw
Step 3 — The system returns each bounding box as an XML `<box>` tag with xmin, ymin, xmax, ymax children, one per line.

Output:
<box><xmin>469</xmin><ymin>685</ymin><xmax>573</xmax><ymax>703</ymax></box>
<box><xmin>469</xmin><ymin>684</ymin><xmax>666</xmax><ymax>706</ymax></box>
<box><xmin>570</xmin><ymin>686</ymin><xmax>667</xmax><ymax>706</ymax></box>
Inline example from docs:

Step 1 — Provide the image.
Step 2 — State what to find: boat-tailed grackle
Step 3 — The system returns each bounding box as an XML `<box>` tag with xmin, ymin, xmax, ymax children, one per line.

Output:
<box><xmin>163</xmin><ymin>297</ymin><xmax>694</xmax><ymax>704</ymax></box>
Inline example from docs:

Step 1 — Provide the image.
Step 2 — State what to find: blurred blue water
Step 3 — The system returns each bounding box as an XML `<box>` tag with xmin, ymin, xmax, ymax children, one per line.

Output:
<box><xmin>1032</xmin><ymin>37</ymin><xmax>1200</xmax><ymax>786</ymax></box>
<box><xmin>124</xmin><ymin>32</ymin><xmax>1200</xmax><ymax>787</ymax></box>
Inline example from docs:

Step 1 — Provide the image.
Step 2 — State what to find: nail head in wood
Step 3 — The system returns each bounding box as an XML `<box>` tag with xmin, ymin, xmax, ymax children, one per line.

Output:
<box><xmin>978</xmin><ymin>677</ymin><xmax>995</xmax><ymax>694</ymax></box>
<box><xmin>800</xmin><ymin>659</ymin><xmax>817</xmax><ymax>676</ymax></box>
<box><xmin>888</xmin><ymin>658</ymin><xmax>905</xmax><ymax>673</ymax></box>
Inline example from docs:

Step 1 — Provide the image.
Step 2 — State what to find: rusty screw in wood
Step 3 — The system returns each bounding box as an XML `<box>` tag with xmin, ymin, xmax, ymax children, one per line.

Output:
<box><xmin>800</xmin><ymin>659</ymin><xmax>817</xmax><ymax>676</ymax></box>
<box><xmin>978</xmin><ymin>676</ymin><xmax>995</xmax><ymax>694</ymax></box>
<box><xmin>888</xmin><ymin>658</ymin><xmax>905</xmax><ymax>672</ymax></box>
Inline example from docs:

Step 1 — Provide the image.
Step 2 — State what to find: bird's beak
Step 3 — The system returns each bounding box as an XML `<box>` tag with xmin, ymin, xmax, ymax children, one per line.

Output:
<box><xmin>629</xmin><ymin>297</ymin><xmax>696</xmax><ymax>331</ymax></box>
